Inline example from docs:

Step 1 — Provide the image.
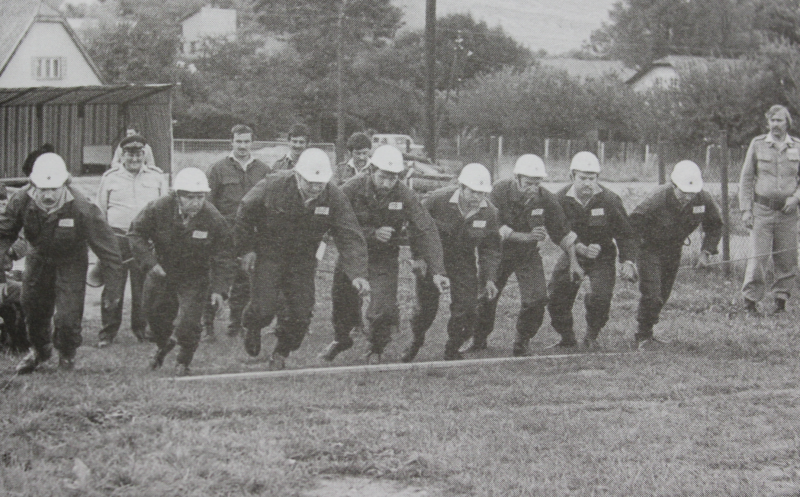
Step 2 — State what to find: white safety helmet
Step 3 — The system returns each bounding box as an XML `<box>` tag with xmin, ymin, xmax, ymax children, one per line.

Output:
<box><xmin>368</xmin><ymin>145</ymin><xmax>405</xmax><ymax>173</ymax></box>
<box><xmin>458</xmin><ymin>163</ymin><xmax>492</xmax><ymax>193</ymax></box>
<box><xmin>513</xmin><ymin>154</ymin><xmax>547</xmax><ymax>178</ymax></box>
<box><xmin>30</xmin><ymin>153</ymin><xmax>69</xmax><ymax>189</ymax></box>
<box><xmin>671</xmin><ymin>160</ymin><xmax>703</xmax><ymax>193</ymax></box>
<box><xmin>173</xmin><ymin>167</ymin><xmax>211</xmax><ymax>193</ymax></box>
<box><xmin>294</xmin><ymin>148</ymin><xmax>333</xmax><ymax>183</ymax></box>
<box><xmin>570</xmin><ymin>151</ymin><xmax>601</xmax><ymax>174</ymax></box>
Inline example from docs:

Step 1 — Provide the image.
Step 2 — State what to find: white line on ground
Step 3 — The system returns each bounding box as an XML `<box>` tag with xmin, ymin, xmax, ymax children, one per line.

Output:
<box><xmin>164</xmin><ymin>351</ymin><xmax>629</xmax><ymax>383</ymax></box>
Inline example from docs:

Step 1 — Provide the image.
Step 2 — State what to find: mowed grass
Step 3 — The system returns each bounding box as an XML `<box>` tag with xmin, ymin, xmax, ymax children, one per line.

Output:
<box><xmin>2</xmin><ymin>181</ymin><xmax>800</xmax><ymax>496</ymax></box>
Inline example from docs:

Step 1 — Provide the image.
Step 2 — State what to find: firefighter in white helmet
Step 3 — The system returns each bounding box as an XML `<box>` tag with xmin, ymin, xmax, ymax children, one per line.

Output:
<box><xmin>236</xmin><ymin>148</ymin><xmax>369</xmax><ymax>370</ymax></box>
<box><xmin>472</xmin><ymin>154</ymin><xmax>580</xmax><ymax>357</ymax></box>
<box><xmin>0</xmin><ymin>153</ymin><xmax>124</xmax><ymax>373</ymax></box>
<box><xmin>320</xmin><ymin>145</ymin><xmax>448</xmax><ymax>364</ymax></box>
<box><xmin>547</xmin><ymin>151</ymin><xmax>637</xmax><ymax>350</ymax></box>
<box><xmin>128</xmin><ymin>167</ymin><xmax>234</xmax><ymax>375</ymax></box>
<box><xmin>629</xmin><ymin>160</ymin><xmax>723</xmax><ymax>350</ymax></box>
<box><xmin>403</xmin><ymin>163</ymin><xmax>501</xmax><ymax>361</ymax></box>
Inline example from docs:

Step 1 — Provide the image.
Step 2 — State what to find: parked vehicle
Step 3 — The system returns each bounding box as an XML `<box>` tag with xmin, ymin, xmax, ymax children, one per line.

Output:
<box><xmin>371</xmin><ymin>134</ymin><xmax>425</xmax><ymax>155</ymax></box>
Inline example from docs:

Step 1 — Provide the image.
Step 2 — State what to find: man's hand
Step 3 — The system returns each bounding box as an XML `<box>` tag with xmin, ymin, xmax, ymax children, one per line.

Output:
<box><xmin>570</xmin><ymin>260</ymin><xmax>585</xmax><ymax>283</ymax></box>
<box><xmin>210</xmin><ymin>292</ymin><xmax>225</xmax><ymax>311</ymax></box>
<box><xmin>619</xmin><ymin>260</ymin><xmax>638</xmax><ymax>282</ymax></box>
<box><xmin>584</xmin><ymin>243</ymin><xmax>601</xmax><ymax>259</ymax></box>
<box><xmin>695</xmin><ymin>250</ymin><xmax>712</xmax><ymax>269</ymax></box>
<box><xmin>374</xmin><ymin>226</ymin><xmax>395</xmax><ymax>243</ymax></box>
<box><xmin>352</xmin><ymin>277</ymin><xmax>371</xmax><ymax>297</ymax></box>
<box><xmin>411</xmin><ymin>259</ymin><xmax>427</xmax><ymax>277</ymax></box>
<box><xmin>741</xmin><ymin>210</ymin><xmax>753</xmax><ymax>229</ymax></box>
<box><xmin>240</xmin><ymin>252</ymin><xmax>257</xmax><ymax>274</ymax></box>
<box><xmin>149</xmin><ymin>264</ymin><xmax>167</xmax><ymax>278</ymax></box>
<box><xmin>530</xmin><ymin>226</ymin><xmax>547</xmax><ymax>242</ymax></box>
<box><xmin>783</xmin><ymin>196</ymin><xmax>800</xmax><ymax>214</ymax></box>
<box><xmin>432</xmin><ymin>274</ymin><xmax>450</xmax><ymax>293</ymax></box>
<box><xmin>499</xmin><ymin>225</ymin><xmax>513</xmax><ymax>241</ymax></box>
<box><xmin>484</xmin><ymin>281</ymin><xmax>499</xmax><ymax>301</ymax></box>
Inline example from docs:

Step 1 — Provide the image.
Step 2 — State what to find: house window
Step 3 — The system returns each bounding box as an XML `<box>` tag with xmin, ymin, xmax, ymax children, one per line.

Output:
<box><xmin>32</xmin><ymin>57</ymin><xmax>65</xmax><ymax>80</ymax></box>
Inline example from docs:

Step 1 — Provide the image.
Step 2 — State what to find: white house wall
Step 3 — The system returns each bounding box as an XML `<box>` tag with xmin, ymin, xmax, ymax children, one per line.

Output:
<box><xmin>0</xmin><ymin>21</ymin><xmax>102</xmax><ymax>88</ymax></box>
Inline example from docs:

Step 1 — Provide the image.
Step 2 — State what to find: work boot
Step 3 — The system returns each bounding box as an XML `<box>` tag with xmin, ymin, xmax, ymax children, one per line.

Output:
<box><xmin>269</xmin><ymin>351</ymin><xmax>286</xmax><ymax>371</ymax></box>
<box><xmin>583</xmin><ymin>338</ymin><xmax>602</xmax><ymax>351</ymax></box>
<box><xmin>319</xmin><ymin>336</ymin><xmax>354</xmax><ymax>362</ymax></box>
<box><xmin>400</xmin><ymin>339</ymin><xmax>424</xmax><ymax>363</ymax></box>
<box><xmin>461</xmin><ymin>337</ymin><xmax>487</xmax><ymax>353</ymax></box>
<box><xmin>773</xmin><ymin>298</ymin><xmax>786</xmax><ymax>314</ymax></box>
<box><xmin>202</xmin><ymin>323</ymin><xmax>216</xmax><ymax>343</ymax></box>
<box><xmin>443</xmin><ymin>340</ymin><xmax>464</xmax><ymax>361</ymax></box>
<box><xmin>743</xmin><ymin>298</ymin><xmax>760</xmax><ymax>316</ymax></box>
<box><xmin>132</xmin><ymin>328</ymin><xmax>146</xmax><ymax>343</ymax></box>
<box><xmin>546</xmin><ymin>338</ymin><xmax>578</xmax><ymax>350</ymax></box>
<box><xmin>150</xmin><ymin>339</ymin><xmax>177</xmax><ymax>370</ymax></box>
<box><xmin>513</xmin><ymin>338</ymin><xmax>530</xmax><ymax>357</ymax></box>
<box><xmin>636</xmin><ymin>336</ymin><xmax>669</xmax><ymax>351</ymax></box>
<box><xmin>58</xmin><ymin>354</ymin><xmax>75</xmax><ymax>371</ymax></box>
<box><xmin>15</xmin><ymin>346</ymin><xmax>50</xmax><ymax>375</ymax></box>
<box><xmin>244</xmin><ymin>327</ymin><xmax>261</xmax><ymax>357</ymax></box>
<box><xmin>175</xmin><ymin>363</ymin><xmax>191</xmax><ymax>377</ymax></box>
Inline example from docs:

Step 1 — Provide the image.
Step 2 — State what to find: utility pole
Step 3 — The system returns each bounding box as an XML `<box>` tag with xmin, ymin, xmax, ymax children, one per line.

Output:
<box><xmin>336</xmin><ymin>0</ymin><xmax>346</xmax><ymax>162</ymax></box>
<box><xmin>424</xmin><ymin>0</ymin><xmax>436</xmax><ymax>162</ymax></box>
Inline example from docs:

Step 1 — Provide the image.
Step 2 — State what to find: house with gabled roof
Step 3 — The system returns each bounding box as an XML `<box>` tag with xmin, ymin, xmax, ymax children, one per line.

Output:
<box><xmin>538</xmin><ymin>58</ymin><xmax>636</xmax><ymax>83</ymax></box>
<box><xmin>626</xmin><ymin>55</ymin><xmax>742</xmax><ymax>93</ymax></box>
<box><xmin>0</xmin><ymin>0</ymin><xmax>104</xmax><ymax>88</ymax></box>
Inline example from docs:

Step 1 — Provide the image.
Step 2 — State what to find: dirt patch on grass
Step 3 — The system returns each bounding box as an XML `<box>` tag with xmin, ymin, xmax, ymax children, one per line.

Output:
<box><xmin>303</xmin><ymin>476</ymin><xmax>431</xmax><ymax>497</ymax></box>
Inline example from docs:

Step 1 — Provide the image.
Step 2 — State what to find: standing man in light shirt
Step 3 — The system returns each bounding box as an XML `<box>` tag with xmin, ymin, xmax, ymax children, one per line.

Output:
<box><xmin>111</xmin><ymin>126</ymin><xmax>157</xmax><ymax>170</ymax></box>
<box><xmin>739</xmin><ymin>105</ymin><xmax>800</xmax><ymax>315</ymax></box>
<box><xmin>333</xmin><ymin>132</ymin><xmax>373</xmax><ymax>185</ymax></box>
<box><xmin>272</xmin><ymin>123</ymin><xmax>310</xmax><ymax>172</ymax></box>
<box><xmin>96</xmin><ymin>134</ymin><xmax>167</xmax><ymax>347</ymax></box>
<box><xmin>203</xmin><ymin>124</ymin><xmax>271</xmax><ymax>340</ymax></box>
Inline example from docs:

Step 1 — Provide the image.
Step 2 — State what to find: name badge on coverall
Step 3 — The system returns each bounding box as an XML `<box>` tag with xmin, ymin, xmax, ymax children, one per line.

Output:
<box><xmin>388</xmin><ymin>202</ymin><xmax>403</xmax><ymax>210</ymax></box>
<box><xmin>472</xmin><ymin>220</ymin><xmax>486</xmax><ymax>228</ymax></box>
<box><xmin>58</xmin><ymin>218</ymin><xmax>74</xmax><ymax>227</ymax></box>
<box><xmin>315</xmin><ymin>206</ymin><xmax>330</xmax><ymax>215</ymax></box>
<box><xmin>530</xmin><ymin>208</ymin><xmax>544</xmax><ymax>226</ymax></box>
<box><xmin>192</xmin><ymin>230</ymin><xmax>208</xmax><ymax>239</ymax></box>
<box><xmin>693</xmin><ymin>205</ymin><xmax>705</xmax><ymax>214</ymax></box>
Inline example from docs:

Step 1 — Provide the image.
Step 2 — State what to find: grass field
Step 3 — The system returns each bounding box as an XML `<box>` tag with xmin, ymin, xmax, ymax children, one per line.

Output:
<box><xmin>2</xmin><ymin>182</ymin><xmax>799</xmax><ymax>496</ymax></box>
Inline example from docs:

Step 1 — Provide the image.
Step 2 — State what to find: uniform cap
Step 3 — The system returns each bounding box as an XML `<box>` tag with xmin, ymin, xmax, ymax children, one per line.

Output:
<box><xmin>458</xmin><ymin>163</ymin><xmax>492</xmax><ymax>193</ymax></box>
<box><xmin>368</xmin><ymin>145</ymin><xmax>405</xmax><ymax>173</ymax></box>
<box><xmin>30</xmin><ymin>153</ymin><xmax>69</xmax><ymax>188</ymax></box>
<box><xmin>570</xmin><ymin>151</ymin><xmax>601</xmax><ymax>173</ymax></box>
<box><xmin>294</xmin><ymin>148</ymin><xmax>333</xmax><ymax>183</ymax></box>
<box><xmin>173</xmin><ymin>167</ymin><xmax>210</xmax><ymax>193</ymax></box>
<box><xmin>513</xmin><ymin>154</ymin><xmax>547</xmax><ymax>177</ymax></box>
<box><xmin>671</xmin><ymin>160</ymin><xmax>703</xmax><ymax>193</ymax></box>
<box><xmin>120</xmin><ymin>134</ymin><xmax>146</xmax><ymax>150</ymax></box>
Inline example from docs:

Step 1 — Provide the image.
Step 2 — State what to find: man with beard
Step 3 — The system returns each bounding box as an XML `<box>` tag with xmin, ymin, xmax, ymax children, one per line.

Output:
<box><xmin>272</xmin><ymin>123</ymin><xmax>310</xmax><ymax>172</ymax></box>
<box><xmin>473</xmin><ymin>154</ymin><xmax>580</xmax><ymax>356</ymax></box>
<box><xmin>128</xmin><ymin>168</ymin><xmax>233</xmax><ymax>376</ymax></box>
<box><xmin>334</xmin><ymin>132</ymin><xmax>373</xmax><ymax>185</ymax></box>
<box><xmin>236</xmin><ymin>148</ymin><xmax>370</xmax><ymax>370</ymax></box>
<box><xmin>547</xmin><ymin>152</ymin><xmax>637</xmax><ymax>349</ymax></box>
<box><xmin>402</xmin><ymin>163</ymin><xmax>501</xmax><ymax>361</ymax></box>
<box><xmin>320</xmin><ymin>145</ymin><xmax>448</xmax><ymax>364</ymax></box>
<box><xmin>1</xmin><ymin>154</ymin><xmax>123</xmax><ymax>373</ymax></box>
<box><xmin>739</xmin><ymin>105</ymin><xmax>800</xmax><ymax>315</ymax></box>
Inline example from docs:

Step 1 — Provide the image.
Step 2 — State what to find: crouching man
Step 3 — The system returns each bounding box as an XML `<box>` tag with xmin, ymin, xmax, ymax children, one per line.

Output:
<box><xmin>0</xmin><ymin>153</ymin><xmax>124</xmax><ymax>373</ymax></box>
<box><xmin>128</xmin><ymin>168</ymin><xmax>234</xmax><ymax>375</ymax></box>
<box><xmin>630</xmin><ymin>160</ymin><xmax>723</xmax><ymax>349</ymax></box>
<box><xmin>236</xmin><ymin>149</ymin><xmax>369</xmax><ymax>370</ymax></box>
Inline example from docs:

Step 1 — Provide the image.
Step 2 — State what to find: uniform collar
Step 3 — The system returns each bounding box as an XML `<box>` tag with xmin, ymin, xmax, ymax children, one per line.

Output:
<box><xmin>229</xmin><ymin>152</ymin><xmax>255</xmax><ymax>170</ymax></box>
<box><xmin>449</xmin><ymin>188</ymin><xmax>488</xmax><ymax>218</ymax></box>
<box><xmin>765</xmin><ymin>133</ymin><xmax>793</xmax><ymax>145</ymax></box>
<box><xmin>565</xmin><ymin>183</ymin><xmax>603</xmax><ymax>206</ymax></box>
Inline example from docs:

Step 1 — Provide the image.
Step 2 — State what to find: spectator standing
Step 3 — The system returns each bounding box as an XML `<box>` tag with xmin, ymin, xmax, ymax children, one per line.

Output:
<box><xmin>272</xmin><ymin>123</ymin><xmax>310</xmax><ymax>172</ymax></box>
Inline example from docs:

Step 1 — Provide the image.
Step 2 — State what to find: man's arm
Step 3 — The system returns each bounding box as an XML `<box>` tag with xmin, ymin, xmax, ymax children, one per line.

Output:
<box><xmin>329</xmin><ymin>187</ymin><xmax>369</xmax><ymax>282</ymax></box>
<box><xmin>127</xmin><ymin>203</ymin><xmax>159</xmax><ymax>272</ymax></box>
<box><xmin>738</xmin><ymin>139</ymin><xmax>757</xmax><ymax>214</ymax></box>
<box><xmin>95</xmin><ymin>173</ymin><xmax>111</xmax><ymax>219</ymax></box>
<box><xmin>209</xmin><ymin>211</ymin><xmax>236</xmax><ymax>297</ymax></box>
<box><xmin>700</xmin><ymin>192</ymin><xmax>724</xmax><ymax>255</ymax></box>
<box><xmin>406</xmin><ymin>191</ymin><xmax>446</xmax><ymax>276</ymax></box>
<box><xmin>0</xmin><ymin>191</ymin><xmax>27</xmax><ymax>257</ymax></box>
<box><xmin>234</xmin><ymin>179</ymin><xmax>267</xmax><ymax>257</ymax></box>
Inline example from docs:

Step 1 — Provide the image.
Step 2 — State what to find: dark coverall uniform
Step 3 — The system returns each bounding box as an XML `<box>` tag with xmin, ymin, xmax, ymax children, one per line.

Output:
<box><xmin>474</xmin><ymin>179</ymin><xmax>573</xmax><ymax>350</ymax></box>
<box><xmin>629</xmin><ymin>185</ymin><xmax>723</xmax><ymax>341</ymax></box>
<box><xmin>205</xmin><ymin>156</ymin><xmax>271</xmax><ymax>334</ymax></box>
<box><xmin>235</xmin><ymin>171</ymin><xmax>368</xmax><ymax>359</ymax></box>
<box><xmin>128</xmin><ymin>193</ymin><xmax>234</xmax><ymax>366</ymax></box>
<box><xmin>410</xmin><ymin>186</ymin><xmax>501</xmax><ymax>359</ymax></box>
<box><xmin>331</xmin><ymin>172</ymin><xmax>445</xmax><ymax>356</ymax></box>
<box><xmin>547</xmin><ymin>184</ymin><xmax>636</xmax><ymax>344</ymax></box>
<box><xmin>0</xmin><ymin>186</ymin><xmax>123</xmax><ymax>360</ymax></box>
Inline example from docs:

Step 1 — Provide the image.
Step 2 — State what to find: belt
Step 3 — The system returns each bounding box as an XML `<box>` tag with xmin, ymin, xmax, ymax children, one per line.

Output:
<box><xmin>754</xmin><ymin>194</ymin><xmax>788</xmax><ymax>211</ymax></box>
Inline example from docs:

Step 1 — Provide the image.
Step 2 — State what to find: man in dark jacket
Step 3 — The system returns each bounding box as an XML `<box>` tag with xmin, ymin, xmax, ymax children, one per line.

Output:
<box><xmin>630</xmin><ymin>160</ymin><xmax>723</xmax><ymax>350</ymax></box>
<box><xmin>0</xmin><ymin>153</ymin><xmax>123</xmax><ymax>373</ymax></box>
<box><xmin>473</xmin><ymin>154</ymin><xmax>580</xmax><ymax>356</ymax></box>
<box><xmin>320</xmin><ymin>145</ymin><xmax>448</xmax><ymax>364</ymax></box>
<box><xmin>547</xmin><ymin>152</ymin><xmax>637</xmax><ymax>349</ymax></box>
<box><xmin>271</xmin><ymin>123</ymin><xmax>310</xmax><ymax>172</ymax></box>
<box><xmin>128</xmin><ymin>167</ymin><xmax>234</xmax><ymax>375</ymax></box>
<box><xmin>403</xmin><ymin>163</ymin><xmax>502</xmax><ymax>361</ymax></box>
<box><xmin>203</xmin><ymin>124</ymin><xmax>271</xmax><ymax>339</ymax></box>
<box><xmin>236</xmin><ymin>148</ymin><xmax>370</xmax><ymax>370</ymax></box>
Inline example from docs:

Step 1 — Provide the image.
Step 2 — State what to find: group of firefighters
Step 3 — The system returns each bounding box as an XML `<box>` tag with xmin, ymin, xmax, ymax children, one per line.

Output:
<box><xmin>12</xmin><ymin>102</ymin><xmax>800</xmax><ymax>376</ymax></box>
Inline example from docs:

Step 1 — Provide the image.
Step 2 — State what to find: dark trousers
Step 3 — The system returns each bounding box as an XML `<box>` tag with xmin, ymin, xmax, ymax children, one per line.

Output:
<box><xmin>547</xmin><ymin>254</ymin><xmax>616</xmax><ymax>340</ymax></box>
<box><xmin>144</xmin><ymin>272</ymin><xmax>208</xmax><ymax>366</ymax></box>
<box><xmin>100</xmin><ymin>235</ymin><xmax>146</xmax><ymax>341</ymax></box>
<box><xmin>636</xmin><ymin>246</ymin><xmax>682</xmax><ymax>339</ymax></box>
<box><xmin>203</xmin><ymin>266</ymin><xmax>250</xmax><ymax>330</ymax></box>
<box><xmin>475</xmin><ymin>251</ymin><xmax>548</xmax><ymax>345</ymax></box>
<box><xmin>242</xmin><ymin>257</ymin><xmax>316</xmax><ymax>357</ymax></box>
<box><xmin>411</xmin><ymin>263</ymin><xmax>475</xmax><ymax>356</ymax></box>
<box><xmin>332</xmin><ymin>256</ymin><xmax>399</xmax><ymax>354</ymax></box>
<box><xmin>0</xmin><ymin>281</ymin><xmax>27</xmax><ymax>353</ymax></box>
<box><xmin>22</xmin><ymin>254</ymin><xmax>88</xmax><ymax>358</ymax></box>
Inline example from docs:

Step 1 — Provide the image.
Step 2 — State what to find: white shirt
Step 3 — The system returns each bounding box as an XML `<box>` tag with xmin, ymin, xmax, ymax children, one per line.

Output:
<box><xmin>97</xmin><ymin>165</ymin><xmax>167</xmax><ymax>231</ymax></box>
